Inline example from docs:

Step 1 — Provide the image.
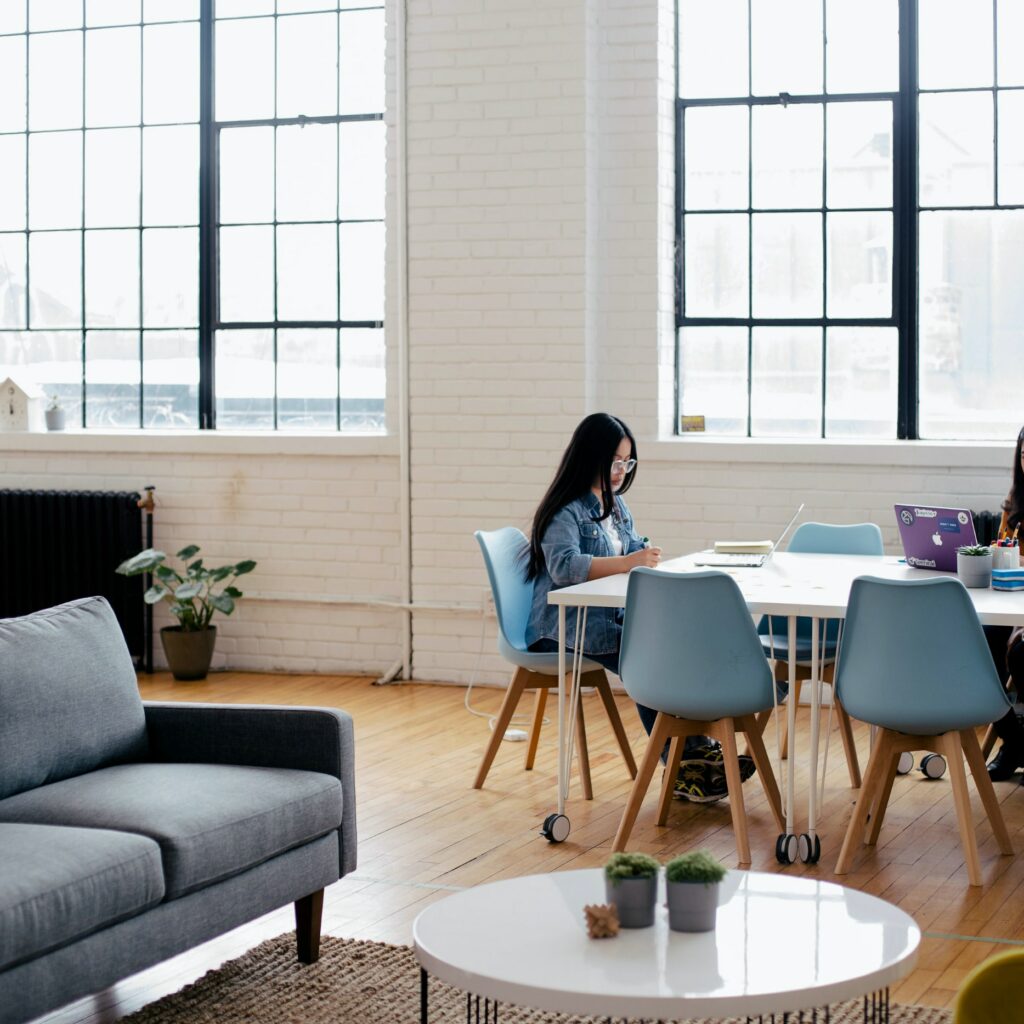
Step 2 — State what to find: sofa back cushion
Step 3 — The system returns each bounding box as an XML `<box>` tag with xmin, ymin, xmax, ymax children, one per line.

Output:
<box><xmin>0</xmin><ymin>597</ymin><xmax>147</xmax><ymax>799</ymax></box>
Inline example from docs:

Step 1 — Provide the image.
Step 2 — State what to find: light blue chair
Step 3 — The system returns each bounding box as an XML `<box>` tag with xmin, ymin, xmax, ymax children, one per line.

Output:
<box><xmin>612</xmin><ymin>568</ymin><xmax>785</xmax><ymax>865</ymax></box>
<box><xmin>758</xmin><ymin>521</ymin><xmax>884</xmax><ymax>786</ymax></box>
<box><xmin>473</xmin><ymin>528</ymin><xmax>637</xmax><ymax>797</ymax></box>
<box><xmin>833</xmin><ymin>575</ymin><xmax>1014</xmax><ymax>886</ymax></box>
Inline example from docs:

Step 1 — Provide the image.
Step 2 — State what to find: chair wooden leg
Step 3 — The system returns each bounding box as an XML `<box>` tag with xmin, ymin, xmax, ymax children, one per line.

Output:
<box><xmin>295</xmin><ymin>889</ymin><xmax>324</xmax><ymax>964</ymax></box>
<box><xmin>524</xmin><ymin>686</ymin><xmax>547</xmax><ymax>771</ymax></box>
<box><xmin>589</xmin><ymin>670</ymin><xmax>638</xmax><ymax>779</ymax></box>
<box><xmin>835</xmin><ymin>699</ymin><xmax>862</xmax><ymax>789</ymax></box>
<box><xmin>715</xmin><ymin>719</ymin><xmax>751</xmax><ymax>867</ymax></box>
<box><xmin>575</xmin><ymin>693</ymin><xmax>593</xmax><ymax>800</ymax></box>
<box><xmin>864</xmin><ymin>736</ymin><xmax>902</xmax><ymax>846</ymax></box>
<box><xmin>835</xmin><ymin>727</ymin><xmax>895</xmax><ymax>875</ymax></box>
<box><xmin>613</xmin><ymin>713</ymin><xmax>673</xmax><ymax>853</ymax></box>
<box><xmin>657</xmin><ymin>733</ymin><xmax>685</xmax><ymax>826</ymax></box>
<box><xmin>981</xmin><ymin>722</ymin><xmax>997</xmax><ymax>761</ymax></box>
<box><xmin>473</xmin><ymin>667</ymin><xmax>529</xmax><ymax>789</ymax></box>
<box><xmin>943</xmin><ymin>732</ymin><xmax>984</xmax><ymax>886</ymax></box>
<box><xmin>738</xmin><ymin>714</ymin><xmax>785</xmax><ymax>833</ymax></box>
<box><xmin>961</xmin><ymin>727</ymin><xmax>1014</xmax><ymax>857</ymax></box>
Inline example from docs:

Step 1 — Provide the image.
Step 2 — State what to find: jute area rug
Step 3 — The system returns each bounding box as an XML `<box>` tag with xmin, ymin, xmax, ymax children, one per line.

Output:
<box><xmin>123</xmin><ymin>934</ymin><xmax>952</xmax><ymax>1024</ymax></box>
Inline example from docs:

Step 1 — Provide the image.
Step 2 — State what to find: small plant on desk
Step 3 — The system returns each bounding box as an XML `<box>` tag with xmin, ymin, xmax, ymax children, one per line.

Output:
<box><xmin>664</xmin><ymin>849</ymin><xmax>726</xmax><ymax>933</ymax></box>
<box><xmin>603</xmin><ymin>852</ymin><xmax>660</xmax><ymax>929</ymax></box>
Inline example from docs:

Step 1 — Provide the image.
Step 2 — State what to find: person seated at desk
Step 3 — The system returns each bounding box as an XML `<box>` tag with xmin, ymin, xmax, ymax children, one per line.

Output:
<box><xmin>987</xmin><ymin>425</ymin><xmax>1024</xmax><ymax>782</ymax></box>
<box><xmin>523</xmin><ymin>412</ymin><xmax>754</xmax><ymax>802</ymax></box>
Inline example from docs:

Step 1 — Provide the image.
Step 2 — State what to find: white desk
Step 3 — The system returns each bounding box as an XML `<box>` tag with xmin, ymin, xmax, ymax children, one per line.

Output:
<box><xmin>547</xmin><ymin>552</ymin><xmax>1024</xmax><ymax>858</ymax></box>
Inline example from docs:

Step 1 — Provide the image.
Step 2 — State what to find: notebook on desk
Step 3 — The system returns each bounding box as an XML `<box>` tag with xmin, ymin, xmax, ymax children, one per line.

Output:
<box><xmin>894</xmin><ymin>503</ymin><xmax>978</xmax><ymax>572</ymax></box>
<box><xmin>693</xmin><ymin>504</ymin><xmax>804</xmax><ymax>568</ymax></box>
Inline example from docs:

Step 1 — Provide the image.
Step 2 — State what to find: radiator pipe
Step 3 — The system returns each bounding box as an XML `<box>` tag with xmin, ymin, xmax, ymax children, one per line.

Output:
<box><xmin>138</xmin><ymin>485</ymin><xmax>156</xmax><ymax>674</ymax></box>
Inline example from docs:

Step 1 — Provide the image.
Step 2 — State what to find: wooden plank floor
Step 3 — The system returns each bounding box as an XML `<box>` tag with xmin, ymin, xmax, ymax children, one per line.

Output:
<box><xmin>30</xmin><ymin>672</ymin><xmax>1024</xmax><ymax>1023</ymax></box>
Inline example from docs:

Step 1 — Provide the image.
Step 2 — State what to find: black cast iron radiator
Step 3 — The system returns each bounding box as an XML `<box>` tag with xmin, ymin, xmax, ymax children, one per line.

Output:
<box><xmin>0</xmin><ymin>488</ymin><xmax>153</xmax><ymax>671</ymax></box>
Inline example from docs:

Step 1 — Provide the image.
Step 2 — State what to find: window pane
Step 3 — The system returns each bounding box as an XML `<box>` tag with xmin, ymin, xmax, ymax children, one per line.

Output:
<box><xmin>684</xmin><ymin>214</ymin><xmax>749</xmax><ymax>318</ymax></box>
<box><xmin>339</xmin><ymin>327</ymin><xmax>384</xmax><ymax>430</ymax></box>
<box><xmin>145</xmin><ymin>0</ymin><xmax>198</xmax><ymax>21</ymax></box>
<box><xmin>998</xmin><ymin>92</ymin><xmax>1024</xmax><ymax>205</ymax></box>
<box><xmin>825</xmin><ymin>327</ymin><xmax>897</xmax><ymax>438</ymax></box>
<box><xmin>277</xmin><ymin>224</ymin><xmax>337</xmax><ymax>320</ymax></box>
<box><xmin>29</xmin><ymin>232</ymin><xmax>81</xmax><ymax>328</ymax></box>
<box><xmin>219</xmin><ymin>126</ymin><xmax>274</xmax><ymax>224</ymax></box>
<box><xmin>751</xmin><ymin>0</ymin><xmax>822</xmax><ymax>96</ymax></box>
<box><xmin>0</xmin><ymin>37</ymin><xmax>27</xmax><ymax>133</ymax></box>
<box><xmin>339</xmin><ymin>221</ymin><xmax>384</xmax><ymax>321</ymax></box>
<box><xmin>752</xmin><ymin>104</ymin><xmax>822</xmax><ymax>210</ymax></box>
<box><xmin>277</xmin><ymin>328</ymin><xmax>336</xmax><ymax>429</ymax></box>
<box><xmin>85</xmin><ymin>230</ymin><xmax>139</xmax><ymax>327</ymax></box>
<box><xmin>0</xmin><ymin>331</ymin><xmax>82</xmax><ymax>425</ymax></box>
<box><xmin>30</xmin><ymin>32</ymin><xmax>83</xmax><ymax>131</ymax></box>
<box><xmin>338</xmin><ymin>120</ymin><xmax>385</xmax><ymax>220</ymax></box>
<box><xmin>87</xmin><ymin>1</ymin><xmax>141</xmax><ymax>27</ymax></box>
<box><xmin>85</xmin><ymin>330</ymin><xmax>139</xmax><ymax>428</ymax></box>
<box><xmin>278</xmin><ymin>12</ymin><xmax>337</xmax><ymax>119</ymax></box>
<box><xmin>278</xmin><ymin>0</ymin><xmax>336</xmax><ymax>12</ymax></box>
<box><xmin>143</xmin><ymin>23</ymin><xmax>199</xmax><ymax>124</ymax></box>
<box><xmin>30</xmin><ymin>132</ymin><xmax>83</xmax><ymax>230</ymax></box>
<box><xmin>919</xmin><ymin>211</ymin><xmax>1024</xmax><ymax>440</ymax></box>
<box><xmin>751</xmin><ymin>327</ymin><xmax>822</xmax><ymax>437</ymax></box>
<box><xmin>86</xmin><ymin>27</ymin><xmax>140</xmax><ymax>127</ymax></box>
<box><xmin>826</xmin><ymin>212</ymin><xmax>891</xmax><ymax>318</ymax></box>
<box><xmin>142</xmin><ymin>227</ymin><xmax>197</xmax><ymax>326</ymax></box>
<box><xmin>678</xmin><ymin>326</ymin><xmax>748</xmax><ymax>435</ymax></box>
<box><xmin>30</xmin><ymin>0</ymin><xmax>82</xmax><ymax>31</ymax></box>
<box><xmin>85</xmin><ymin>128</ymin><xmax>140</xmax><ymax>227</ymax></box>
<box><xmin>216</xmin><ymin>18</ymin><xmax>274</xmax><ymax>121</ymax></box>
<box><xmin>143</xmin><ymin>330</ymin><xmax>198</xmax><ymax>428</ymax></box>
<box><xmin>219</xmin><ymin>225</ymin><xmax>274</xmax><ymax>321</ymax></box>
<box><xmin>215</xmin><ymin>329</ymin><xmax>273</xmax><ymax>428</ymax></box>
<box><xmin>826</xmin><ymin>102</ymin><xmax>893</xmax><ymax>209</ymax></box>
<box><xmin>216</xmin><ymin>0</ymin><xmax>273</xmax><ymax>15</ymax></box>
<box><xmin>825</xmin><ymin>0</ymin><xmax>897</xmax><ymax>94</ymax></box>
<box><xmin>339</xmin><ymin>9</ymin><xmax>385</xmax><ymax>115</ymax></box>
<box><xmin>678</xmin><ymin>0</ymin><xmax>748</xmax><ymax>99</ymax></box>
<box><xmin>277</xmin><ymin>123</ymin><xmax>337</xmax><ymax>222</ymax></box>
<box><xmin>143</xmin><ymin>125</ymin><xmax>198</xmax><ymax>225</ymax></box>
<box><xmin>683</xmin><ymin>106</ymin><xmax>748</xmax><ymax>211</ymax></box>
<box><xmin>998</xmin><ymin>0</ymin><xmax>1024</xmax><ymax>86</ymax></box>
<box><xmin>752</xmin><ymin>213</ymin><xmax>822</xmax><ymax>318</ymax></box>
<box><xmin>919</xmin><ymin>0</ymin><xmax>992</xmax><ymax>90</ymax></box>
<box><xmin>0</xmin><ymin>6</ymin><xmax>26</xmax><ymax>32</ymax></box>
<box><xmin>0</xmin><ymin>136</ymin><xmax>26</xmax><ymax>231</ymax></box>
<box><xmin>0</xmin><ymin>234</ymin><xmax>27</xmax><ymax>328</ymax></box>
<box><xmin>919</xmin><ymin>93</ymin><xmax>994</xmax><ymax>207</ymax></box>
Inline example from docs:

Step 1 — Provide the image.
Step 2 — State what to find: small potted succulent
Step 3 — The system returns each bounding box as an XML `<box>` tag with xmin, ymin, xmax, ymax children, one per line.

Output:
<box><xmin>44</xmin><ymin>394</ymin><xmax>65</xmax><ymax>431</ymax></box>
<box><xmin>604</xmin><ymin>852</ymin><xmax>660</xmax><ymax>928</ymax></box>
<box><xmin>664</xmin><ymin>849</ymin><xmax>726</xmax><ymax>932</ymax></box>
<box><xmin>957</xmin><ymin>544</ymin><xmax>993</xmax><ymax>589</ymax></box>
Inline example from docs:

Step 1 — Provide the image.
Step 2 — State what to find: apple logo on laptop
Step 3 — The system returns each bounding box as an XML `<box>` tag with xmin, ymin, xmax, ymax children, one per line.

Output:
<box><xmin>932</xmin><ymin>531</ymin><xmax>943</xmax><ymax>546</ymax></box>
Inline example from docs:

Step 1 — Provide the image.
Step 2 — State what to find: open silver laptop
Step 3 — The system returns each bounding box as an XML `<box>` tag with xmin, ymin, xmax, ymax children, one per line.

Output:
<box><xmin>692</xmin><ymin>504</ymin><xmax>804</xmax><ymax>568</ymax></box>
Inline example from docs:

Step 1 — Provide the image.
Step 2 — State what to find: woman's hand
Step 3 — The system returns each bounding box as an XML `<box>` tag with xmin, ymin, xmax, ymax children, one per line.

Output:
<box><xmin>626</xmin><ymin>546</ymin><xmax>662</xmax><ymax>569</ymax></box>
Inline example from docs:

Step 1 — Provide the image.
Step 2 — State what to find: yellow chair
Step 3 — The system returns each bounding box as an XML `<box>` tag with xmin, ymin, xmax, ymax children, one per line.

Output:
<box><xmin>954</xmin><ymin>948</ymin><xmax>1024</xmax><ymax>1023</ymax></box>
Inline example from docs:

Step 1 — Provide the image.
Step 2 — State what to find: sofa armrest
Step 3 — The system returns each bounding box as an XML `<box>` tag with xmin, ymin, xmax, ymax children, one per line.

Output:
<box><xmin>143</xmin><ymin>702</ymin><xmax>356</xmax><ymax>875</ymax></box>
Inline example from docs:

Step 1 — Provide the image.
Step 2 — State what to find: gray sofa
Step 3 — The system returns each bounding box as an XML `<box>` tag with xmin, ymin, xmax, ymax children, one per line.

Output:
<box><xmin>0</xmin><ymin>597</ymin><xmax>357</xmax><ymax>1024</ymax></box>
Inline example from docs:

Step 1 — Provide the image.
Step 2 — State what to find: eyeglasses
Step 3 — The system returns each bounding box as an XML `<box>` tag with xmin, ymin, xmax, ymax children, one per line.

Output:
<box><xmin>611</xmin><ymin>459</ymin><xmax>637</xmax><ymax>474</ymax></box>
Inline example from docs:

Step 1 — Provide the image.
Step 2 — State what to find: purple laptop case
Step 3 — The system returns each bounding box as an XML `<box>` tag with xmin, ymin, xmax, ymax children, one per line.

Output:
<box><xmin>894</xmin><ymin>504</ymin><xmax>978</xmax><ymax>572</ymax></box>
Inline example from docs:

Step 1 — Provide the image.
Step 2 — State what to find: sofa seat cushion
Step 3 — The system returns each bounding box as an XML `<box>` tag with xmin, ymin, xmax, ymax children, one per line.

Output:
<box><xmin>0</xmin><ymin>822</ymin><xmax>164</xmax><ymax>971</ymax></box>
<box><xmin>0</xmin><ymin>763</ymin><xmax>343</xmax><ymax>900</ymax></box>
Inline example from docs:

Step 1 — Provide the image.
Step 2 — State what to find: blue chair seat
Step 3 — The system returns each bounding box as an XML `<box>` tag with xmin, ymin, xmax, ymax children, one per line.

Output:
<box><xmin>760</xmin><ymin>635</ymin><xmax>839</xmax><ymax>664</ymax></box>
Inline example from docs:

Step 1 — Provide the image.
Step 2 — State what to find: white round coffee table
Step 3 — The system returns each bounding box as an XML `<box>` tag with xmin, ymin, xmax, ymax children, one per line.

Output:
<box><xmin>413</xmin><ymin>869</ymin><xmax>920</xmax><ymax>1022</ymax></box>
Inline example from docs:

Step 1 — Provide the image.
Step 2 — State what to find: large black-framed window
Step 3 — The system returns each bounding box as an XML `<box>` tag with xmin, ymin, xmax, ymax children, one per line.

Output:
<box><xmin>0</xmin><ymin>0</ymin><xmax>385</xmax><ymax>432</ymax></box>
<box><xmin>675</xmin><ymin>0</ymin><xmax>1024</xmax><ymax>441</ymax></box>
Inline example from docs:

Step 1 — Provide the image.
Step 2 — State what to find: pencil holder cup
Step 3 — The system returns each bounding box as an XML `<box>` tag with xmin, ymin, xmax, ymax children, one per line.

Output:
<box><xmin>993</xmin><ymin>545</ymin><xmax>1019</xmax><ymax>570</ymax></box>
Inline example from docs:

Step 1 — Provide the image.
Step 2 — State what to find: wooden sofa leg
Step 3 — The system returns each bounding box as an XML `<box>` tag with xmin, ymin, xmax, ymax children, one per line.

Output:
<box><xmin>296</xmin><ymin>889</ymin><xmax>325</xmax><ymax>964</ymax></box>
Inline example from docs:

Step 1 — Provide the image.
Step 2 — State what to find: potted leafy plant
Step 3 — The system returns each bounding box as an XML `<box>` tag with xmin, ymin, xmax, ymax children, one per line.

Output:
<box><xmin>664</xmin><ymin>850</ymin><xmax>726</xmax><ymax>932</ymax></box>
<box><xmin>957</xmin><ymin>544</ymin><xmax>993</xmax><ymax>589</ymax></box>
<box><xmin>116</xmin><ymin>545</ymin><xmax>256</xmax><ymax>680</ymax></box>
<box><xmin>604</xmin><ymin>851</ymin><xmax>660</xmax><ymax>928</ymax></box>
<box><xmin>44</xmin><ymin>394</ymin><xmax>65</xmax><ymax>431</ymax></box>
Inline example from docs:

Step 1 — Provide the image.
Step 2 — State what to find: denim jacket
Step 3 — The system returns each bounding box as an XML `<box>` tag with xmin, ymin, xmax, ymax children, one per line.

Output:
<box><xmin>526</xmin><ymin>492</ymin><xmax>646</xmax><ymax>655</ymax></box>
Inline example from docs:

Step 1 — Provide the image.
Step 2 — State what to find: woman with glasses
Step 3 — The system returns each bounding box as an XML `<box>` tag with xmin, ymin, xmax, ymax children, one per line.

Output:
<box><xmin>523</xmin><ymin>412</ymin><xmax>747</xmax><ymax>802</ymax></box>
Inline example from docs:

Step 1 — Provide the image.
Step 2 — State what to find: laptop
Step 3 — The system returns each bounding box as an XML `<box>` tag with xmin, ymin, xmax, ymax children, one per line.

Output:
<box><xmin>893</xmin><ymin>503</ymin><xmax>978</xmax><ymax>572</ymax></box>
<box><xmin>693</xmin><ymin>504</ymin><xmax>804</xmax><ymax>568</ymax></box>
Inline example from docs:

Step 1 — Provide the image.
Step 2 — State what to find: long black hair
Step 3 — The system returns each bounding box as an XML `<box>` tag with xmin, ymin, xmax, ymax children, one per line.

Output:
<box><xmin>525</xmin><ymin>413</ymin><xmax>637</xmax><ymax>581</ymax></box>
<box><xmin>1003</xmin><ymin>425</ymin><xmax>1024</xmax><ymax>534</ymax></box>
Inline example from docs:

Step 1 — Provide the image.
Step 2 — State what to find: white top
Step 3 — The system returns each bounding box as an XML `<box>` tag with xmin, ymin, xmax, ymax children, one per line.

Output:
<box><xmin>547</xmin><ymin>550</ymin><xmax>1024</xmax><ymax>626</ymax></box>
<box><xmin>600</xmin><ymin>514</ymin><xmax>623</xmax><ymax>555</ymax></box>
<box><xmin>413</xmin><ymin>869</ymin><xmax>920</xmax><ymax>1018</ymax></box>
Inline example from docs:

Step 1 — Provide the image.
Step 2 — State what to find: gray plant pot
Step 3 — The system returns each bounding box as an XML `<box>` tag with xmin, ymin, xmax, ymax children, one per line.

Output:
<box><xmin>605</xmin><ymin>874</ymin><xmax>658</xmax><ymax>928</ymax></box>
<box><xmin>957</xmin><ymin>550</ymin><xmax>992</xmax><ymax>589</ymax></box>
<box><xmin>160</xmin><ymin>626</ymin><xmax>217</xmax><ymax>681</ymax></box>
<box><xmin>666</xmin><ymin>880</ymin><xmax>719</xmax><ymax>932</ymax></box>
<box><xmin>44</xmin><ymin>408</ymin><xmax>66</xmax><ymax>431</ymax></box>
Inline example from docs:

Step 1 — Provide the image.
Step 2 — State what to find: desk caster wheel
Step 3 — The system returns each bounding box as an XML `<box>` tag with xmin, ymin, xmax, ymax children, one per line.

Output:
<box><xmin>896</xmin><ymin>752</ymin><xmax>914</xmax><ymax>775</ymax></box>
<box><xmin>776</xmin><ymin>833</ymin><xmax>798</xmax><ymax>864</ymax></box>
<box><xmin>798</xmin><ymin>833</ymin><xmax>821</xmax><ymax>864</ymax></box>
<box><xmin>920</xmin><ymin>753</ymin><xmax>946</xmax><ymax>779</ymax></box>
<box><xmin>540</xmin><ymin>813</ymin><xmax>570</xmax><ymax>843</ymax></box>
